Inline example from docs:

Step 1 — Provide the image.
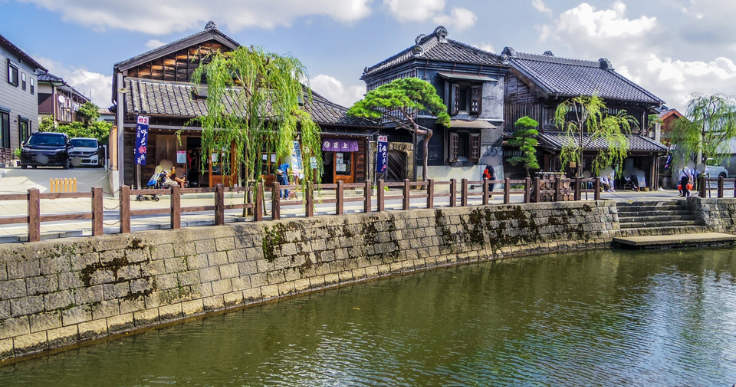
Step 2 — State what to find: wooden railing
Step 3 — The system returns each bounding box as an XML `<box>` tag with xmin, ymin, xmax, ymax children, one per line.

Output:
<box><xmin>699</xmin><ymin>176</ymin><xmax>736</xmax><ymax>198</ymax></box>
<box><xmin>0</xmin><ymin>176</ymin><xmax>601</xmax><ymax>243</ymax></box>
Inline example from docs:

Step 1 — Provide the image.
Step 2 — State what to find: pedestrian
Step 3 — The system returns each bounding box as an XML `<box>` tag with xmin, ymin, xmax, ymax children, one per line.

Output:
<box><xmin>679</xmin><ymin>168</ymin><xmax>691</xmax><ymax>197</ymax></box>
<box><xmin>483</xmin><ymin>165</ymin><xmax>496</xmax><ymax>199</ymax></box>
<box><xmin>277</xmin><ymin>162</ymin><xmax>290</xmax><ymax>199</ymax></box>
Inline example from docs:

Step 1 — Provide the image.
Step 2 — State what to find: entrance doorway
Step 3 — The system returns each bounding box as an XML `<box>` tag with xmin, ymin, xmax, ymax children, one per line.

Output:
<box><xmin>386</xmin><ymin>150</ymin><xmax>406</xmax><ymax>182</ymax></box>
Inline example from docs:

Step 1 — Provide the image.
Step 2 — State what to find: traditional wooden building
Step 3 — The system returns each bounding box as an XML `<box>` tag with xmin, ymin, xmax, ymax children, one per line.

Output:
<box><xmin>361</xmin><ymin>26</ymin><xmax>510</xmax><ymax>182</ymax></box>
<box><xmin>110</xmin><ymin>22</ymin><xmax>376</xmax><ymax>190</ymax></box>
<box><xmin>501</xmin><ymin>48</ymin><xmax>668</xmax><ymax>188</ymax></box>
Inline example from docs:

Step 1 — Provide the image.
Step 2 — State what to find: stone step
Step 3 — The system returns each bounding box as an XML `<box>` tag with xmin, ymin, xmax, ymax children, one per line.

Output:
<box><xmin>614</xmin><ymin>225</ymin><xmax>710</xmax><ymax>237</ymax></box>
<box><xmin>617</xmin><ymin>200</ymin><xmax>687</xmax><ymax>206</ymax></box>
<box><xmin>620</xmin><ymin>220</ymin><xmax>699</xmax><ymax>229</ymax></box>
<box><xmin>616</xmin><ymin>204</ymin><xmax>685</xmax><ymax>211</ymax></box>
<box><xmin>616</xmin><ymin>211</ymin><xmax>694</xmax><ymax>219</ymax></box>
<box><xmin>618</xmin><ymin>215</ymin><xmax>696</xmax><ymax>223</ymax></box>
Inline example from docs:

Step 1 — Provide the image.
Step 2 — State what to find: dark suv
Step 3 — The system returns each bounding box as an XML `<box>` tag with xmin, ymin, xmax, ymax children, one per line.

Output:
<box><xmin>20</xmin><ymin>132</ymin><xmax>73</xmax><ymax>169</ymax></box>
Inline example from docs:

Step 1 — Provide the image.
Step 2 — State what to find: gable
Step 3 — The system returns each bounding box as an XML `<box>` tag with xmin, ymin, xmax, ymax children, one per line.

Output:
<box><xmin>124</xmin><ymin>39</ymin><xmax>233</xmax><ymax>84</ymax></box>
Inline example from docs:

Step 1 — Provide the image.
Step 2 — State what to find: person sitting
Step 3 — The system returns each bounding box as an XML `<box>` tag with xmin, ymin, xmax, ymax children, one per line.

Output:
<box><xmin>170</xmin><ymin>166</ymin><xmax>186</xmax><ymax>187</ymax></box>
<box><xmin>599</xmin><ymin>176</ymin><xmax>610</xmax><ymax>192</ymax></box>
<box><xmin>606</xmin><ymin>175</ymin><xmax>616</xmax><ymax>192</ymax></box>
<box><xmin>627</xmin><ymin>175</ymin><xmax>640</xmax><ymax>191</ymax></box>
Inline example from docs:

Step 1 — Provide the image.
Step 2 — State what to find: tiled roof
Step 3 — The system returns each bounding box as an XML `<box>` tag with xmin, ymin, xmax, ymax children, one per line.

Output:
<box><xmin>0</xmin><ymin>33</ymin><xmax>47</xmax><ymax>72</ymax></box>
<box><xmin>538</xmin><ymin>131</ymin><xmax>668</xmax><ymax>153</ymax></box>
<box><xmin>503</xmin><ymin>49</ymin><xmax>663</xmax><ymax>105</ymax></box>
<box><xmin>362</xmin><ymin>26</ymin><xmax>504</xmax><ymax>78</ymax></box>
<box><xmin>37</xmin><ymin>73</ymin><xmax>63</xmax><ymax>83</ymax></box>
<box><xmin>123</xmin><ymin>77</ymin><xmax>377</xmax><ymax>127</ymax></box>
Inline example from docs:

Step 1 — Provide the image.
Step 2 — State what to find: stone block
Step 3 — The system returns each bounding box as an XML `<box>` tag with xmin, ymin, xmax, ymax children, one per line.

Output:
<box><xmin>249</xmin><ymin>273</ymin><xmax>268</xmax><ymax>288</ymax></box>
<box><xmin>70</xmin><ymin>252</ymin><xmax>99</xmax><ymax>271</ymax></box>
<box><xmin>99</xmin><ymin>249</ymin><xmax>125</xmax><ymax>265</ymax></box>
<box><xmin>0</xmin><ymin>300</ymin><xmax>8</xmax><ymax>319</ymax></box>
<box><xmin>130</xmin><ymin>278</ymin><xmax>153</xmax><ymax>294</ymax></box>
<box><xmin>173</xmin><ymin>241</ymin><xmax>196</xmax><ymax>258</ymax></box>
<box><xmin>219</xmin><ymin>263</ymin><xmax>239</xmax><ymax>279</ymax></box>
<box><xmin>309</xmin><ymin>276</ymin><xmax>325</xmax><ymax>288</ymax></box>
<box><xmin>74</xmin><ymin>285</ymin><xmax>104</xmax><ymax>305</ymax></box>
<box><xmin>125</xmin><ymin>249</ymin><xmax>149</xmax><ymax>264</ymax></box>
<box><xmin>47</xmin><ymin>325</ymin><xmax>78</xmax><ymax>348</ymax></box>
<box><xmin>324</xmin><ymin>274</ymin><xmax>340</xmax><ymax>286</ymax></box>
<box><xmin>338</xmin><ymin>271</ymin><xmax>354</xmax><ymax>282</ymax></box>
<box><xmin>7</xmin><ymin>260</ymin><xmax>40</xmax><ymax>280</ymax></box>
<box><xmin>58</xmin><ymin>272</ymin><xmax>83</xmax><ymax>290</ymax></box>
<box><xmin>40</xmin><ymin>257</ymin><xmax>69</xmax><ymax>275</ymax></box>
<box><xmin>116</xmin><ymin>264</ymin><xmax>142</xmax><ymax>281</ymax></box>
<box><xmin>352</xmin><ymin>268</ymin><xmax>367</xmax><ymax>280</ymax></box>
<box><xmin>103</xmin><ymin>282</ymin><xmax>130</xmax><ymax>300</ymax></box>
<box><xmin>0</xmin><ymin>279</ymin><xmax>26</xmax><ymax>300</ymax></box>
<box><xmin>30</xmin><ymin>312</ymin><xmax>62</xmax><ymax>333</ymax></box>
<box><xmin>281</xmin><ymin>243</ymin><xmax>298</xmax><ymax>256</ymax></box>
<box><xmin>149</xmin><ymin>244</ymin><xmax>174</xmax><ymax>261</ymax></box>
<box><xmin>267</xmin><ymin>271</ymin><xmax>285</xmax><ymax>285</ymax></box>
<box><xmin>158</xmin><ymin>304</ymin><xmax>183</xmax><ymax>320</ymax></box>
<box><xmin>13</xmin><ymin>331</ymin><xmax>48</xmax><ymax>355</ymax></box>
<box><xmin>78</xmin><ymin>319</ymin><xmax>107</xmax><ymax>340</ymax></box>
<box><xmin>294</xmin><ymin>279</ymin><xmax>311</xmax><ymax>292</ymax></box>
<box><xmin>164</xmin><ymin>258</ymin><xmax>187</xmax><ymax>274</ymax></box>
<box><xmin>260</xmin><ymin>285</ymin><xmax>279</xmax><ymax>300</ymax></box>
<box><xmin>11</xmin><ymin>296</ymin><xmax>44</xmax><ymax>317</ymax></box>
<box><xmin>226</xmin><ymin>249</ymin><xmax>247</xmax><ymax>263</ymax></box>
<box><xmin>277</xmin><ymin>282</ymin><xmax>295</xmax><ymax>296</ymax></box>
<box><xmin>134</xmin><ymin>308</ymin><xmax>159</xmax><ymax>327</ymax></box>
<box><xmin>155</xmin><ymin>274</ymin><xmax>178</xmax><ymax>290</ymax></box>
<box><xmin>211</xmin><ymin>279</ymin><xmax>233</xmax><ymax>295</ymax></box>
<box><xmin>231</xmin><ymin>276</ymin><xmax>251</xmax><ymax>291</ymax></box>
<box><xmin>27</xmin><ymin>275</ymin><xmax>59</xmax><ymax>296</ymax></box>
<box><xmin>203</xmin><ymin>296</ymin><xmax>225</xmax><ymax>311</ymax></box>
<box><xmin>244</xmin><ymin>247</ymin><xmax>264</xmax><ymax>261</ymax></box>
<box><xmin>174</xmin><ymin>271</ymin><xmax>198</xmax><ymax>287</ymax></box>
<box><xmin>216</xmin><ymin>237</ymin><xmax>236</xmax><ymax>252</ymax></box>
<box><xmin>0</xmin><ymin>338</ymin><xmax>13</xmax><ymax>359</ymax></box>
<box><xmin>257</xmin><ymin>260</ymin><xmax>275</xmax><ymax>273</ymax></box>
<box><xmin>238</xmin><ymin>261</ymin><xmax>258</xmax><ymax>276</ymax></box>
<box><xmin>0</xmin><ymin>316</ymin><xmax>29</xmax><ymax>339</ymax></box>
<box><xmin>90</xmin><ymin>270</ymin><xmax>115</xmax><ymax>285</ymax></box>
<box><xmin>223</xmin><ymin>292</ymin><xmax>243</xmax><ymax>307</ymax></box>
<box><xmin>92</xmin><ymin>300</ymin><xmax>120</xmax><ymax>320</ymax></box>
<box><xmin>186</xmin><ymin>254</ymin><xmax>209</xmax><ymax>270</ymax></box>
<box><xmin>207</xmin><ymin>251</ymin><xmax>229</xmax><ymax>266</ymax></box>
<box><xmin>242</xmin><ymin>288</ymin><xmax>262</xmax><ymax>302</ymax></box>
<box><xmin>199</xmin><ymin>267</ymin><xmax>220</xmax><ymax>283</ymax></box>
<box><xmin>107</xmin><ymin>313</ymin><xmax>134</xmax><ymax>333</ymax></box>
<box><xmin>284</xmin><ymin>268</ymin><xmax>300</xmax><ymax>282</ymax></box>
<box><xmin>195</xmin><ymin>240</ymin><xmax>216</xmax><ymax>255</ymax></box>
<box><xmin>0</xmin><ymin>263</ymin><xmax>5</xmax><ymax>282</ymax></box>
<box><xmin>182</xmin><ymin>299</ymin><xmax>204</xmax><ymax>316</ymax></box>
<box><xmin>62</xmin><ymin>306</ymin><xmax>91</xmax><ymax>326</ymax></box>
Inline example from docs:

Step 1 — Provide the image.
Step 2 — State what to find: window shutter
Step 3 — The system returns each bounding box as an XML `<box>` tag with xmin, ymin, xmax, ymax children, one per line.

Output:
<box><xmin>450</xmin><ymin>84</ymin><xmax>459</xmax><ymax>115</ymax></box>
<box><xmin>471</xmin><ymin>86</ymin><xmax>482</xmax><ymax>115</ymax></box>
<box><xmin>469</xmin><ymin>133</ymin><xmax>481</xmax><ymax>163</ymax></box>
<box><xmin>449</xmin><ymin>132</ymin><xmax>459</xmax><ymax>163</ymax></box>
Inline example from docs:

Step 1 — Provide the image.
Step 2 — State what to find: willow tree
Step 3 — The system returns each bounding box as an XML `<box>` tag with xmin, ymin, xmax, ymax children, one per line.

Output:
<box><xmin>670</xmin><ymin>93</ymin><xmax>736</xmax><ymax>169</ymax></box>
<box><xmin>555</xmin><ymin>94</ymin><xmax>634</xmax><ymax>177</ymax></box>
<box><xmin>347</xmin><ymin>78</ymin><xmax>450</xmax><ymax>181</ymax></box>
<box><xmin>190</xmin><ymin>46</ymin><xmax>322</xmax><ymax>210</ymax></box>
<box><xmin>508</xmin><ymin>116</ymin><xmax>540</xmax><ymax>177</ymax></box>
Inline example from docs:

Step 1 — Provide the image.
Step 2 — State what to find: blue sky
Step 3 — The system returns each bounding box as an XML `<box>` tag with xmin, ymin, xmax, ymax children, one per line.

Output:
<box><xmin>1</xmin><ymin>0</ymin><xmax>735</xmax><ymax>112</ymax></box>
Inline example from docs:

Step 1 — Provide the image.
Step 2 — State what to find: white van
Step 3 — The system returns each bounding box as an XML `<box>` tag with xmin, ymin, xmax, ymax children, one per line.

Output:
<box><xmin>69</xmin><ymin>138</ymin><xmax>100</xmax><ymax>167</ymax></box>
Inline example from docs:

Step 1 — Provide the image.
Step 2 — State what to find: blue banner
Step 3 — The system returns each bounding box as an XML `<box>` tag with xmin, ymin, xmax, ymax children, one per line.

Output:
<box><xmin>376</xmin><ymin>135</ymin><xmax>388</xmax><ymax>173</ymax></box>
<box><xmin>135</xmin><ymin>116</ymin><xmax>149</xmax><ymax>165</ymax></box>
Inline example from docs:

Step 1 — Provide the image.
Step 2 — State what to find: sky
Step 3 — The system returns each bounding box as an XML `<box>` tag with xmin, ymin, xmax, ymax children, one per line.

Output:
<box><xmin>1</xmin><ymin>0</ymin><xmax>735</xmax><ymax>113</ymax></box>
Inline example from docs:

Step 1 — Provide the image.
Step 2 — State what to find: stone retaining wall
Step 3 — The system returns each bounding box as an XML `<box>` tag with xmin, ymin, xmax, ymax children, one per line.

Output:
<box><xmin>0</xmin><ymin>201</ymin><xmax>619</xmax><ymax>362</ymax></box>
<box><xmin>688</xmin><ymin>197</ymin><xmax>736</xmax><ymax>232</ymax></box>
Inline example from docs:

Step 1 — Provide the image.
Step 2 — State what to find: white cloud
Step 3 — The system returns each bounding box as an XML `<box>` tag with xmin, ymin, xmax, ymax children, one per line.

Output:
<box><xmin>311</xmin><ymin>74</ymin><xmax>365</xmax><ymax>108</ymax></box>
<box><xmin>37</xmin><ymin>57</ymin><xmax>113</xmax><ymax>107</ymax></box>
<box><xmin>145</xmin><ymin>39</ymin><xmax>166</xmax><ymax>50</ymax></box>
<box><xmin>532</xmin><ymin>0</ymin><xmax>552</xmax><ymax>15</ymax></box>
<box><xmin>383</xmin><ymin>0</ymin><xmax>477</xmax><ymax>30</ymax></box>
<box><xmin>17</xmin><ymin>0</ymin><xmax>373</xmax><ymax>34</ymax></box>
<box><xmin>473</xmin><ymin>43</ymin><xmax>496</xmax><ymax>53</ymax></box>
<box><xmin>433</xmin><ymin>7</ymin><xmax>477</xmax><ymax>31</ymax></box>
<box><xmin>538</xmin><ymin>1</ymin><xmax>736</xmax><ymax>111</ymax></box>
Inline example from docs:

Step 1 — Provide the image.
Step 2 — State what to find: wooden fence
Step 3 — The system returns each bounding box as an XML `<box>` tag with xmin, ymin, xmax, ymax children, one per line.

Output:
<box><xmin>700</xmin><ymin>176</ymin><xmax>736</xmax><ymax>198</ymax></box>
<box><xmin>0</xmin><ymin>177</ymin><xmax>601</xmax><ymax>243</ymax></box>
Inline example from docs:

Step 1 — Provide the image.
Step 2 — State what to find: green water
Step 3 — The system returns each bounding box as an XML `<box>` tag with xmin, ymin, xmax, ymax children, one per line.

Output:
<box><xmin>2</xmin><ymin>248</ymin><xmax>736</xmax><ymax>386</ymax></box>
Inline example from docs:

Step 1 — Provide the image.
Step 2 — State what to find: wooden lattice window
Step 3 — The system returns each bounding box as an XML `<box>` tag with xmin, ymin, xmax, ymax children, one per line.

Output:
<box><xmin>449</xmin><ymin>132</ymin><xmax>459</xmax><ymax>163</ymax></box>
<box><xmin>470</xmin><ymin>86</ymin><xmax>482</xmax><ymax>115</ymax></box>
<box><xmin>469</xmin><ymin>133</ymin><xmax>481</xmax><ymax>162</ymax></box>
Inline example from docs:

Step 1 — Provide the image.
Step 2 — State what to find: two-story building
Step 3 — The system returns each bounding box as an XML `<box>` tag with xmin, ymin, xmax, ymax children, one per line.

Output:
<box><xmin>501</xmin><ymin>48</ymin><xmax>668</xmax><ymax>188</ymax></box>
<box><xmin>37</xmin><ymin>72</ymin><xmax>90</xmax><ymax>126</ymax></box>
<box><xmin>0</xmin><ymin>33</ymin><xmax>47</xmax><ymax>165</ymax></box>
<box><xmin>361</xmin><ymin>26</ymin><xmax>510</xmax><ymax>182</ymax></box>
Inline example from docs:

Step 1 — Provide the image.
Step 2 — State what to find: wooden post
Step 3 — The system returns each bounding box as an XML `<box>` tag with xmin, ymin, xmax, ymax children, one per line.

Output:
<box><xmin>594</xmin><ymin>178</ymin><xmax>601</xmax><ymax>201</ymax></box>
<box><xmin>718</xmin><ymin>176</ymin><xmax>724</xmax><ymax>198</ymax></box>
<box><xmin>28</xmin><ymin>188</ymin><xmax>40</xmax><ymax>242</ymax></box>
<box><xmin>364</xmin><ymin>180</ymin><xmax>371</xmax><ymax>213</ymax></box>
<box><xmin>574</xmin><ymin>177</ymin><xmax>581</xmax><ymax>201</ymax></box>
<box><xmin>336</xmin><ymin>180</ymin><xmax>344</xmax><ymax>215</ymax></box>
<box><xmin>255</xmin><ymin>182</ymin><xmax>264</xmax><ymax>221</ymax></box>
<box><xmin>377</xmin><ymin>180</ymin><xmax>385</xmax><ymax>212</ymax></box>
<box><xmin>271</xmin><ymin>182</ymin><xmax>280</xmax><ymax>221</ymax></box>
<box><xmin>215</xmin><ymin>184</ymin><xmax>225</xmax><ymax>225</ymax></box>
<box><xmin>524</xmin><ymin>177</ymin><xmax>531</xmax><ymax>204</ymax></box>
<box><xmin>170</xmin><ymin>185</ymin><xmax>181</xmax><ymax>230</ymax></box>
<box><xmin>460</xmin><ymin>179</ymin><xmax>468</xmax><ymax>207</ymax></box>
<box><xmin>91</xmin><ymin>187</ymin><xmax>103</xmax><ymax>236</ymax></box>
<box><xmin>482</xmin><ymin>178</ymin><xmax>489</xmax><ymax>205</ymax></box>
<box><xmin>699</xmin><ymin>175</ymin><xmax>706</xmax><ymax>198</ymax></box>
<box><xmin>504</xmin><ymin>177</ymin><xmax>511</xmax><ymax>204</ymax></box>
<box><xmin>534</xmin><ymin>177</ymin><xmax>541</xmax><ymax>203</ymax></box>
<box><xmin>404</xmin><ymin>179</ymin><xmax>411</xmax><ymax>210</ymax></box>
<box><xmin>554</xmin><ymin>177</ymin><xmax>561</xmax><ymax>202</ymax></box>
<box><xmin>120</xmin><ymin>185</ymin><xmax>130</xmax><ymax>234</ymax></box>
<box><xmin>450</xmin><ymin>179</ymin><xmax>457</xmax><ymax>207</ymax></box>
<box><xmin>305</xmin><ymin>182</ymin><xmax>314</xmax><ymax>217</ymax></box>
<box><xmin>427</xmin><ymin>179</ymin><xmax>434</xmax><ymax>209</ymax></box>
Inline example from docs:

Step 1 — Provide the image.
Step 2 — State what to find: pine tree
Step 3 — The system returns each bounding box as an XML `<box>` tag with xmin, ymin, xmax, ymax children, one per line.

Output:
<box><xmin>507</xmin><ymin>116</ymin><xmax>540</xmax><ymax>178</ymax></box>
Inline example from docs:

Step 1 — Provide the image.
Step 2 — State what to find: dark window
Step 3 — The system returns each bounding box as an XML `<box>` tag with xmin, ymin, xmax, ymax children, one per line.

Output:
<box><xmin>456</xmin><ymin>86</ymin><xmax>469</xmax><ymax>112</ymax></box>
<box><xmin>469</xmin><ymin>133</ymin><xmax>481</xmax><ymax>162</ymax></box>
<box><xmin>450</xmin><ymin>84</ymin><xmax>481</xmax><ymax>115</ymax></box>
<box><xmin>21</xmin><ymin>73</ymin><xmax>26</xmax><ymax>91</ymax></box>
<box><xmin>457</xmin><ymin>132</ymin><xmax>468</xmax><ymax>159</ymax></box>
<box><xmin>449</xmin><ymin>131</ymin><xmax>481</xmax><ymax>164</ymax></box>
<box><xmin>0</xmin><ymin>111</ymin><xmax>9</xmax><ymax>149</ymax></box>
<box><xmin>18</xmin><ymin>117</ymin><xmax>30</xmax><ymax>145</ymax></box>
<box><xmin>30</xmin><ymin>78</ymin><xmax>34</xmax><ymax>95</ymax></box>
<box><xmin>470</xmin><ymin>86</ymin><xmax>482</xmax><ymax>115</ymax></box>
<box><xmin>7</xmin><ymin>60</ymin><xmax>18</xmax><ymax>87</ymax></box>
<box><xmin>449</xmin><ymin>132</ymin><xmax>459</xmax><ymax>162</ymax></box>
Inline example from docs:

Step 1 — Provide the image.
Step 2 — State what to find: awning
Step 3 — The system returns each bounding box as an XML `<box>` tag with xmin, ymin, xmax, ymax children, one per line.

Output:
<box><xmin>322</xmin><ymin>138</ymin><xmax>359</xmax><ymax>152</ymax></box>
<box><xmin>450</xmin><ymin>120</ymin><xmax>497</xmax><ymax>129</ymax></box>
<box><xmin>439</xmin><ymin>72</ymin><xmax>497</xmax><ymax>82</ymax></box>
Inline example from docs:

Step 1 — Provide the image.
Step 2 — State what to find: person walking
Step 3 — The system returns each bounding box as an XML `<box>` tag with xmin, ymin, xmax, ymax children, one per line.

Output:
<box><xmin>277</xmin><ymin>162</ymin><xmax>290</xmax><ymax>199</ymax></box>
<box><xmin>679</xmin><ymin>168</ymin><xmax>691</xmax><ymax>197</ymax></box>
<box><xmin>483</xmin><ymin>165</ymin><xmax>496</xmax><ymax>199</ymax></box>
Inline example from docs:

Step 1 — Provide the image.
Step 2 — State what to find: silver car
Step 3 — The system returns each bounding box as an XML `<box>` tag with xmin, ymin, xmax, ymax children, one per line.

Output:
<box><xmin>69</xmin><ymin>138</ymin><xmax>100</xmax><ymax>167</ymax></box>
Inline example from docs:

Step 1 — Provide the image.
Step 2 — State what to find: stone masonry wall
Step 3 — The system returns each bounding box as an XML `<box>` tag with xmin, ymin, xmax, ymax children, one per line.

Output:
<box><xmin>0</xmin><ymin>200</ymin><xmax>619</xmax><ymax>363</ymax></box>
<box><xmin>688</xmin><ymin>197</ymin><xmax>736</xmax><ymax>232</ymax></box>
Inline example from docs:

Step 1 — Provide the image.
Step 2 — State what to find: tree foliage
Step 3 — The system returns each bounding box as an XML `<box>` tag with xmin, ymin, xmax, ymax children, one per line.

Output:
<box><xmin>77</xmin><ymin>102</ymin><xmax>101</xmax><ymax>127</ymax></box>
<box><xmin>670</xmin><ymin>93</ymin><xmax>736</xmax><ymax>168</ymax></box>
<box><xmin>190</xmin><ymin>46</ymin><xmax>322</xmax><ymax>190</ymax></box>
<box><xmin>39</xmin><ymin>102</ymin><xmax>111</xmax><ymax>144</ymax></box>
<box><xmin>507</xmin><ymin>116</ymin><xmax>540</xmax><ymax>177</ymax></box>
<box><xmin>554</xmin><ymin>94</ymin><xmax>634</xmax><ymax>176</ymax></box>
<box><xmin>347</xmin><ymin>78</ymin><xmax>450</xmax><ymax>181</ymax></box>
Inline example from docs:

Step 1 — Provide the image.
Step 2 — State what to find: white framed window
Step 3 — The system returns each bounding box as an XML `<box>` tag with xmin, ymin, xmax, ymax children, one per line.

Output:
<box><xmin>30</xmin><ymin>78</ymin><xmax>34</xmax><ymax>95</ymax></box>
<box><xmin>21</xmin><ymin>73</ymin><xmax>26</xmax><ymax>91</ymax></box>
<box><xmin>7</xmin><ymin>60</ymin><xmax>18</xmax><ymax>87</ymax></box>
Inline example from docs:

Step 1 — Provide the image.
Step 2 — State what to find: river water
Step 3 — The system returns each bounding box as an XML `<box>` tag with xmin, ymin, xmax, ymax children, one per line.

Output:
<box><xmin>2</xmin><ymin>248</ymin><xmax>736</xmax><ymax>386</ymax></box>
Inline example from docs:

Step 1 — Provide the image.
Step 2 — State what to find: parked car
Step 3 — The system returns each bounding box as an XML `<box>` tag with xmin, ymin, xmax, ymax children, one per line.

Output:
<box><xmin>705</xmin><ymin>159</ymin><xmax>729</xmax><ymax>178</ymax></box>
<box><xmin>20</xmin><ymin>132</ymin><xmax>72</xmax><ymax>169</ymax></box>
<box><xmin>69</xmin><ymin>137</ymin><xmax>101</xmax><ymax>167</ymax></box>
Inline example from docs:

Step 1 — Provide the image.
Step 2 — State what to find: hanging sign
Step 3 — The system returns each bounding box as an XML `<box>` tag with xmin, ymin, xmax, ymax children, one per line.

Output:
<box><xmin>177</xmin><ymin>151</ymin><xmax>187</xmax><ymax>164</ymax></box>
<box><xmin>310</xmin><ymin>157</ymin><xmax>318</xmax><ymax>169</ymax></box>
<box><xmin>322</xmin><ymin>138</ymin><xmax>359</xmax><ymax>152</ymax></box>
<box><xmin>376</xmin><ymin>135</ymin><xmax>388</xmax><ymax>173</ymax></box>
<box><xmin>291</xmin><ymin>141</ymin><xmax>304</xmax><ymax>177</ymax></box>
<box><xmin>134</xmin><ymin>116</ymin><xmax>149</xmax><ymax>165</ymax></box>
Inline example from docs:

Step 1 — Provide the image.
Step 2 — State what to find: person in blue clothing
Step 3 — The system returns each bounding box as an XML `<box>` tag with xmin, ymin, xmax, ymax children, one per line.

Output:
<box><xmin>277</xmin><ymin>162</ymin><xmax>290</xmax><ymax>199</ymax></box>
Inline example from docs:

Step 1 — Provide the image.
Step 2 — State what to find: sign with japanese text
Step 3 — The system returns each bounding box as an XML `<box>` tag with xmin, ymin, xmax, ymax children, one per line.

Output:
<box><xmin>134</xmin><ymin>116</ymin><xmax>149</xmax><ymax>165</ymax></box>
<box><xmin>376</xmin><ymin>135</ymin><xmax>388</xmax><ymax>173</ymax></box>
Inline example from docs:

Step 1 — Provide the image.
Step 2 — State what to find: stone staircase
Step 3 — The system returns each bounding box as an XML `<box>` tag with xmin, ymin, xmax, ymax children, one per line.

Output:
<box><xmin>615</xmin><ymin>201</ymin><xmax>708</xmax><ymax>236</ymax></box>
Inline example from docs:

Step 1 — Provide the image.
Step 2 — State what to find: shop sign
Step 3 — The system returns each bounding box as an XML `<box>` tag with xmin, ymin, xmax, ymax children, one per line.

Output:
<box><xmin>134</xmin><ymin>116</ymin><xmax>149</xmax><ymax>165</ymax></box>
<box><xmin>376</xmin><ymin>135</ymin><xmax>388</xmax><ymax>173</ymax></box>
<box><xmin>322</xmin><ymin>139</ymin><xmax>359</xmax><ymax>152</ymax></box>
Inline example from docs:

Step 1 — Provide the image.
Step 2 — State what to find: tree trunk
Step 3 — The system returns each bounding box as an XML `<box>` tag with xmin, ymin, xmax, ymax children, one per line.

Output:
<box><xmin>422</xmin><ymin>130</ymin><xmax>433</xmax><ymax>182</ymax></box>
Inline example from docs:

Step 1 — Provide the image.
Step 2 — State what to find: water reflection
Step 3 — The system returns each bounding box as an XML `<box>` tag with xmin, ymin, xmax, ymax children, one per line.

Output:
<box><xmin>2</xmin><ymin>248</ymin><xmax>736</xmax><ymax>386</ymax></box>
